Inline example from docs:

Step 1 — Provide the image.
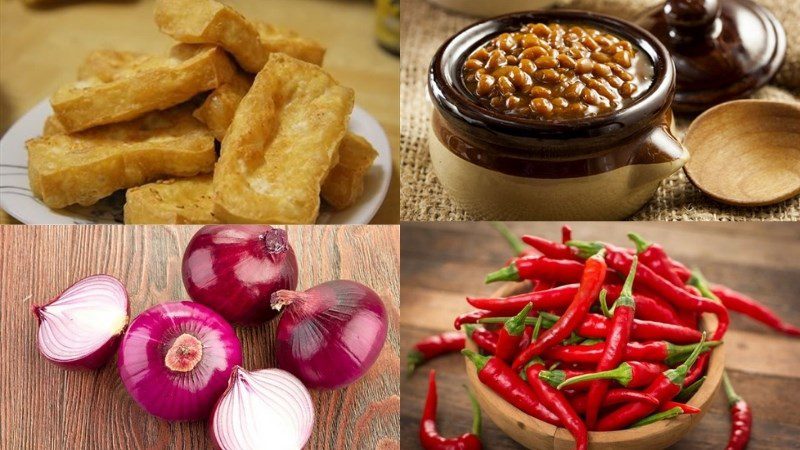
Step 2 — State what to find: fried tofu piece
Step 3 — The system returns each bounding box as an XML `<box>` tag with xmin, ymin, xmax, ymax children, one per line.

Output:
<box><xmin>76</xmin><ymin>50</ymin><xmax>159</xmax><ymax>83</ymax></box>
<box><xmin>27</xmin><ymin>105</ymin><xmax>216</xmax><ymax>209</ymax></box>
<box><xmin>51</xmin><ymin>45</ymin><xmax>234</xmax><ymax>132</ymax></box>
<box><xmin>322</xmin><ymin>133</ymin><xmax>378</xmax><ymax>210</ymax></box>
<box><xmin>192</xmin><ymin>70</ymin><xmax>253</xmax><ymax>141</ymax></box>
<box><xmin>123</xmin><ymin>131</ymin><xmax>377</xmax><ymax>223</ymax></box>
<box><xmin>124</xmin><ymin>175</ymin><xmax>218</xmax><ymax>224</ymax></box>
<box><xmin>43</xmin><ymin>115</ymin><xmax>67</xmax><ymax>136</ymax></box>
<box><xmin>191</xmin><ymin>68</ymin><xmax>374</xmax><ymax>210</ymax></box>
<box><xmin>213</xmin><ymin>53</ymin><xmax>354</xmax><ymax>223</ymax></box>
<box><xmin>256</xmin><ymin>22</ymin><xmax>325</xmax><ymax>66</ymax></box>
<box><xmin>154</xmin><ymin>0</ymin><xmax>266</xmax><ymax>72</ymax></box>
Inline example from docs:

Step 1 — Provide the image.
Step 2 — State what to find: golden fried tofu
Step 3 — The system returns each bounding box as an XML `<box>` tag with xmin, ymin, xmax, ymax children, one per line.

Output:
<box><xmin>322</xmin><ymin>133</ymin><xmax>378</xmax><ymax>210</ymax></box>
<box><xmin>77</xmin><ymin>50</ymin><xmax>159</xmax><ymax>83</ymax></box>
<box><xmin>51</xmin><ymin>45</ymin><xmax>234</xmax><ymax>132</ymax></box>
<box><xmin>213</xmin><ymin>53</ymin><xmax>354</xmax><ymax>223</ymax></box>
<box><xmin>192</xmin><ymin>70</ymin><xmax>253</xmax><ymax>141</ymax></box>
<box><xmin>27</xmin><ymin>105</ymin><xmax>216</xmax><ymax>209</ymax></box>
<box><xmin>124</xmin><ymin>175</ymin><xmax>218</xmax><ymax>224</ymax></box>
<box><xmin>154</xmin><ymin>0</ymin><xmax>266</xmax><ymax>72</ymax></box>
<box><xmin>256</xmin><ymin>22</ymin><xmax>325</xmax><ymax>66</ymax></box>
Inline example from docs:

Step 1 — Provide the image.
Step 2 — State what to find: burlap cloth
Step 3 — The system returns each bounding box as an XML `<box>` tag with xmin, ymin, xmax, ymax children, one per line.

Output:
<box><xmin>400</xmin><ymin>0</ymin><xmax>800</xmax><ymax>221</ymax></box>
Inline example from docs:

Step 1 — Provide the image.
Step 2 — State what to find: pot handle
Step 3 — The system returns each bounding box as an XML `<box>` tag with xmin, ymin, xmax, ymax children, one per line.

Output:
<box><xmin>630</xmin><ymin>122</ymin><xmax>689</xmax><ymax>187</ymax></box>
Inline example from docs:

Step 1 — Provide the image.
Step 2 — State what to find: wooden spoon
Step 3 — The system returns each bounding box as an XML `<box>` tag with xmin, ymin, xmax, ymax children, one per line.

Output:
<box><xmin>683</xmin><ymin>100</ymin><xmax>800</xmax><ymax>207</ymax></box>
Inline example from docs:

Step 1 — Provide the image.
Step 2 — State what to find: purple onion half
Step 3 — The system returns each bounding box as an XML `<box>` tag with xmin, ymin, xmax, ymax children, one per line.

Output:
<box><xmin>210</xmin><ymin>367</ymin><xmax>314</xmax><ymax>450</ymax></box>
<box><xmin>182</xmin><ymin>225</ymin><xmax>299</xmax><ymax>325</ymax></box>
<box><xmin>117</xmin><ymin>301</ymin><xmax>242</xmax><ymax>421</ymax></box>
<box><xmin>272</xmin><ymin>280</ymin><xmax>388</xmax><ymax>389</ymax></box>
<box><xmin>32</xmin><ymin>274</ymin><xmax>129</xmax><ymax>370</ymax></box>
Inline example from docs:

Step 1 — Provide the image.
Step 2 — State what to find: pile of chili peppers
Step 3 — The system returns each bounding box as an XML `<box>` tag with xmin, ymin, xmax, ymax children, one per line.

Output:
<box><xmin>407</xmin><ymin>225</ymin><xmax>797</xmax><ymax>449</ymax></box>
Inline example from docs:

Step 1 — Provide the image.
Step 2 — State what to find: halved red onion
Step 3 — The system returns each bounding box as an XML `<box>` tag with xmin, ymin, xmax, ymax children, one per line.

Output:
<box><xmin>271</xmin><ymin>280</ymin><xmax>388</xmax><ymax>389</ymax></box>
<box><xmin>32</xmin><ymin>274</ymin><xmax>129</xmax><ymax>370</ymax></box>
<box><xmin>182</xmin><ymin>225</ymin><xmax>299</xmax><ymax>325</ymax></box>
<box><xmin>211</xmin><ymin>367</ymin><xmax>314</xmax><ymax>450</ymax></box>
<box><xmin>118</xmin><ymin>301</ymin><xmax>242</xmax><ymax>421</ymax></box>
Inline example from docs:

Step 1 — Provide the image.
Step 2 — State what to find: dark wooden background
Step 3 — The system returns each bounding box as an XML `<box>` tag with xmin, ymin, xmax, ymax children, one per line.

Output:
<box><xmin>400</xmin><ymin>222</ymin><xmax>800</xmax><ymax>449</ymax></box>
<box><xmin>0</xmin><ymin>225</ymin><xmax>400</xmax><ymax>450</ymax></box>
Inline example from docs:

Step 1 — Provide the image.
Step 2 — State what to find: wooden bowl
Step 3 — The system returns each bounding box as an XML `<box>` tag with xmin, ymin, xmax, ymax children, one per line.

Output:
<box><xmin>464</xmin><ymin>282</ymin><xmax>725</xmax><ymax>450</ymax></box>
<box><xmin>683</xmin><ymin>100</ymin><xmax>800</xmax><ymax>206</ymax></box>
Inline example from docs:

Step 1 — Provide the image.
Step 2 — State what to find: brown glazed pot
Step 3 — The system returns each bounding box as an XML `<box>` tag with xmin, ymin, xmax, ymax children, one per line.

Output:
<box><xmin>428</xmin><ymin>10</ymin><xmax>687</xmax><ymax>220</ymax></box>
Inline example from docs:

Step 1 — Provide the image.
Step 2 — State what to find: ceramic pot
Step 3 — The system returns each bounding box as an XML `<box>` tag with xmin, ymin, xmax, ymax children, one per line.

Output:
<box><xmin>428</xmin><ymin>10</ymin><xmax>688</xmax><ymax>220</ymax></box>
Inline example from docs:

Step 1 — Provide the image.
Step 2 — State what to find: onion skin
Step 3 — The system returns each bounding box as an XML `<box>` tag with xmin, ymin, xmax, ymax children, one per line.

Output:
<box><xmin>32</xmin><ymin>274</ymin><xmax>129</xmax><ymax>370</ymax></box>
<box><xmin>182</xmin><ymin>225</ymin><xmax>299</xmax><ymax>325</ymax></box>
<box><xmin>118</xmin><ymin>301</ymin><xmax>242</xmax><ymax>421</ymax></box>
<box><xmin>210</xmin><ymin>367</ymin><xmax>315</xmax><ymax>450</ymax></box>
<box><xmin>273</xmin><ymin>280</ymin><xmax>388</xmax><ymax>390</ymax></box>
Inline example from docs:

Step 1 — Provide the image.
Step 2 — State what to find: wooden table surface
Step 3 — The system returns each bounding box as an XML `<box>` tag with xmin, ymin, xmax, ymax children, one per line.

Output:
<box><xmin>0</xmin><ymin>0</ymin><xmax>399</xmax><ymax>224</ymax></box>
<box><xmin>400</xmin><ymin>222</ymin><xmax>800</xmax><ymax>449</ymax></box>
<box><xmin>0</xmin><ymin>224</ymin><xmax>400</xmax><ymax>449</ymax></box>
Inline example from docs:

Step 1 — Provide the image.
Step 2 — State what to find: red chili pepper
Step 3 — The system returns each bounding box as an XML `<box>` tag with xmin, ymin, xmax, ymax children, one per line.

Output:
<box><xmin>594</xmin><ymin>333</ymin><xmax>708</xmax><ymax>431</ymax></box>
<box><xmin>561</xmin><ymin>225</ymin><xmax>572</xmax><ymax>244</ymax></box>
<box><xmin>512</xmin><ymin>251</ymin><xmax>608</xmax><ymax>371</ymax></box>
<box><xmin>525</xmin><ymin>363</ymin><xmax>587</xmax><ymax>450</ymax></box>
<box><xmin>711</xmin><ymin>283</ymin><xmax>800</xmax><ymax>336</ymax></box>
<box><xmin>495</xmin><ymin>304</ymin><xmax>533</xmax><ymax>362</ymax></box>
<box><xmin>582</xmin><ymin>258</ymin><xmax>638</xmax><ymax>428</ymax></box>
<box><xmin>550</xmin><ymin>361</ymin><xmax>668</xmax><ymax>391</ymax></box>
<box><xmin>722</xmin><ymin>372</ymin><xmax>752</xmax><ymax>450</ymax></box>
<box><xmin>570</xmin><ymin>242</ymin><xmax>729</xmax><ymax>341</ymax></box>
<box><xmin>464</xmin><ymin>325</ymin><xmax>498</xmax><ymax>355</ymax></box>
<box><xmin>660</xmin><ymin>401</ymin><xmax>700</xmax><ymax>415</ymax></box>
<box><xmin>568</xmin><ymin>389</ymin><xmax>660</xmax><ymax>414</ymax></box>
<box><xmin>408</xmin><ymin>331</ymin><xmax>466</xmax><ymax>376</ymax></box>
<box><xmin>542</xmin><ymin>340</ymin><xmax>720</xmax><ymax>366</ymax></box>
<box><xmin>628</xmin><ymin>233</ymin><xmax>684</xmax><ymax>287</ymax></box>
<box><xmin>485</xmin><ymin>256</ymin><xmax>586</xmax><ymax>284</ymax></box>
<box><xmin>466</xmin><ymin>284</ymin><xmax>580</xmax><ymax>314</ymax></box>
<box><xmin>420</xmin><ymin>370</ymin><xmax>483</xmax><ymax>450</ymax></box>
<box><xmin>462</xmin><ymin>350</ymin><xmax>560</xmax><ymax>425</ymax></box>
<box><xmin>522</xmin><ymin>235</ymin><xmax>579</xmax><ymax>260</ymax></box>
<box><xmin>536</xmin><ymin>311</ymin><xmax>702</xmax><ymax>344</ymax></box>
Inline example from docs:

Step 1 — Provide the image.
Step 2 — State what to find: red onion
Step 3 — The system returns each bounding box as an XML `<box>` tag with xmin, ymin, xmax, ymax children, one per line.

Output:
<box><xmin>211</xmin><ymin>367</ymin><xmax>314</xmax><ymax>449</ymax></box>
<box><xmin>118</xmin><ymin>301</ymin><xmax>242</xmax><ymax>421</ymax></box>
<box><xmin>271</xmin><ymin>280</ymin><xmax>388</xmax><ymax>389</ymax></box>
<box><xmin>182</xmin><ymin>225</ymin><xmax>298</xmax><ymax>325</ymax></box>
<box><xmin>32</xmin><ymin>274</ymin><xmax>129</xmax><ymax>370</ymax></box>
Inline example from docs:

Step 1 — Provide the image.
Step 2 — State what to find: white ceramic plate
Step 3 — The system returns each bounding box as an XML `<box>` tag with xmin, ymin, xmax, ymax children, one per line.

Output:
<box><xmin>0</xmin><ymin>99</ymin><xmax>392</xmax><ymax>224</ymax></box>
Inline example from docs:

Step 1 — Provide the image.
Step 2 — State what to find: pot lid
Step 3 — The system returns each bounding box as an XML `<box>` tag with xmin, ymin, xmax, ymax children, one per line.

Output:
<box><xmin>636</xmin><ymin>0</ymin><xmax>786</xmax><ymax>113</ymax></box>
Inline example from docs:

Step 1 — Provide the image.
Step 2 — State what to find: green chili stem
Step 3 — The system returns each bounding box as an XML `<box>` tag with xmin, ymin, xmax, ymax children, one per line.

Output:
<box><xmin>722</xmin><ymin>372</ymin><xmax>743</xmax><ymax>406</ymax></box>
<box><xmin>688</xmin><ymin>269</ymin><xmax>719</xmax><ymax>301</ymax></box>
<box><xmin>505</xmin><ymin>303</ymin><xmax>533</xmax><ymax>336</ymax></box>
<box><xmin>532</xmin><ymin>315</ymin><xmax>544</xmax><ymax>340</ymax></box>
<box><xmin>676</xmin><ymin>376</ymin><xmax>706</xmax><ymax>402</ymax></box>
<box><xmin>665</xmin><ymin>332</ymin><xmax>707</xmax><ymax>384</ymax></box>
<box><xmin>462</xmin><ymin>349</ymin><xmax>488</xmax><ymax>372</ymax></box>
<box><xmin>491</xmin><ymin>222</ymin><xmax>526</xmax><ymax>255</ymax></box>
<box><xmin>632</xmin><ymin>406</ymin><xmax>683</xmax><ymax>427</ymax></box>
<box><xmin>464</xmin><ymin>385</ymin><xmax>482</xmax><ymax>436</ymax></box>
<box><xmin>627</xmin><ymin>232</ymin><xmax>650</xmax><ymax>254</ymax></box>
<box><xmin>485</xmin><ymin>265</ymin><xmax>519</xmax><ymax>284</ymax></box>
<box><xmin>556</xmin><ymin>362</ymin><xmax>632</xmax><ymax>390</ymax></box>
<box><xmin>599</xmin><ymin>289</ymin><xmax>613</xmax><ymax>318</ymax></box>
<box><xmin>565</xmin><ymin>240</ymin><xmax>606</xmax><ymax>259</ymax></box>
